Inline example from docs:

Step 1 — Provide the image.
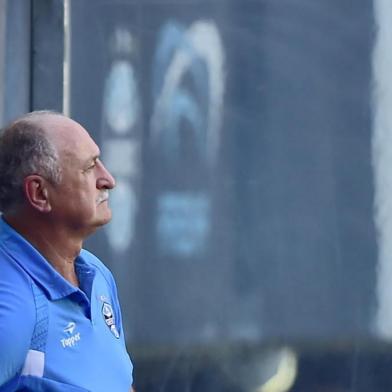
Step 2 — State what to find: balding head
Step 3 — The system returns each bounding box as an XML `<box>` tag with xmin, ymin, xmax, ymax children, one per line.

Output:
<box><xmin>0</xmin><ymin>110</ymin><xmax>63</xmax><ymax>214</ymax></box>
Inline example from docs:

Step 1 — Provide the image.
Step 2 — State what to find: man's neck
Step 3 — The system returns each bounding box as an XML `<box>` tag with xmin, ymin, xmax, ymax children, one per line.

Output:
<box><xmin>4</xmin><ymin>212</ymin><xmax>82</xmax><ymax>287</ymax></box>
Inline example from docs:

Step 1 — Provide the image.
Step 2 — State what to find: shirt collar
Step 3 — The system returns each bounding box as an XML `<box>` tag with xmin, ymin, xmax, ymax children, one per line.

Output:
<box><xmin>0</xmin><ymin>216</ymin><xmax>82</xmax><ymax>300</ymax></box>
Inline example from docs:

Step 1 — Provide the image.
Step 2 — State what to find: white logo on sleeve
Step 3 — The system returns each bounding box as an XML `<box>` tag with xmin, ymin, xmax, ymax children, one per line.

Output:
<box><xmin>61</xmin><ymin>321</ymin><xmax>81</xmax><ymax>348</ymax></box>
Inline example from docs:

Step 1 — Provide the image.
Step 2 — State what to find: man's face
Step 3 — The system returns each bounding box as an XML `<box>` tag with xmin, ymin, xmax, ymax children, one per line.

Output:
<box><xmin>46</xmin><ymin>116</ymin><xmax>115</xmax><ymax>236</ymax></box>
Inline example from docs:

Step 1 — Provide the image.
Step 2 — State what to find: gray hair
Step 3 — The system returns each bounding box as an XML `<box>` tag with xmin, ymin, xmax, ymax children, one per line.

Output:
<box><xmin>0</xmin><ymin>111</ymin><xmax>62</xmax><ymax>214</ymax></box>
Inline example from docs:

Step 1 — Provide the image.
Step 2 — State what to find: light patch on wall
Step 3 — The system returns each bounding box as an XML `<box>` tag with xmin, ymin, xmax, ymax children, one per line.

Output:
<box><xmin>157</xmin><ymin>192</ymin><xmax>211</xmax><ymax>258</ymax></box>
<box><xmin>151</xmin><ymin>20</ymin><xmax>225</xmax><ymax>166</ymax></box>
<box><xmin>102</xmin><ymin>28</ymin><xmax>141</xmax><ymax>253</ymax></box>
<box><xmin>372</xmin><ymin>0</ymin><xmax>392</xmax><ymax>338</ymax></box>
<box><xmin>106</xmin><ymin>180</ymin><xmax>137</xmax><ymax>254</ymax></box>
<box><xmin>103</xmin><ymin>139</ymin><xmax>140</xmax><ymax>178</ymax></box>
<box><xmin>104</xmin><ymin>60</ymin><xmax>139</xmax><ymax>135</ymax></box>
<box><xmin>151</xmin><ymin>20</ymin><xmax>225</xmax><ymax>258</ymax></box>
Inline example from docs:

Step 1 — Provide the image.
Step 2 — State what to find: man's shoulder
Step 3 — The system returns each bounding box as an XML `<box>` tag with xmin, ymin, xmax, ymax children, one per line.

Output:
<box><xmin>0</xmin><ymin>245</ymin><xmax>35</xmax><ymax>317</ymax></box>
<box><xmin>0</xmin><ymin>244</ymin><xmax>34</xmax><ymax>290</ymax></box>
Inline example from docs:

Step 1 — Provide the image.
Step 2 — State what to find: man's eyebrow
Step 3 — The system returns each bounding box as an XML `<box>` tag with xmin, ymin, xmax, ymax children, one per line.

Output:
<box><xmin>83</xmin><ymin>152</ymin><xmax>100</xmax><ymax>167</ymax></box>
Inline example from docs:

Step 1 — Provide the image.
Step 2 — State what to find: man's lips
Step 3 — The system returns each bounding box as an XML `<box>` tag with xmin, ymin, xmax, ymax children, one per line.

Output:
<box><xmin>96</xmin><ymin>191</ymin><xmax>109</xmax><ymax>204</ymax></box>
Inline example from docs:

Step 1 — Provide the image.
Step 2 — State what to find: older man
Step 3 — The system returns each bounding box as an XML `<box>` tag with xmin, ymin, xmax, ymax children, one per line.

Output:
<box><xmin>0</xmin><ymin>111</ymin><xmax>134</xmax><ymax>391</ymax></box>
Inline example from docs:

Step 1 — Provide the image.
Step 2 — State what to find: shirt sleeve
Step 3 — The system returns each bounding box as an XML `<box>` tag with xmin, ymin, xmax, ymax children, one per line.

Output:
<box><xmin>0</xmin><ymin>252</ymin><xmax>35</xmax><ymax>387</ymax></box>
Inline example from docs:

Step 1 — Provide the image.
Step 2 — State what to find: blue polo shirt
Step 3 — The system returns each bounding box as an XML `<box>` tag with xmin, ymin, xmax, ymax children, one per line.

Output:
<box><xmin>0</xmin><ymin>217</ymin><xmax>133</xmax><ymax>391</ymax></box>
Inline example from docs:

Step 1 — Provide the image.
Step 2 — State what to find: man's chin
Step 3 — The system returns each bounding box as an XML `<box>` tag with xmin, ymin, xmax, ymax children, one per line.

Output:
<box><xmin>84</xmin><ymin>215</ymin><xmax>111</xmax><ymax>238</ymax></box>
<box><xmin>98</xmin><ymin>209</ymin><xmax>112</xmax><ymax>226</ymax></box>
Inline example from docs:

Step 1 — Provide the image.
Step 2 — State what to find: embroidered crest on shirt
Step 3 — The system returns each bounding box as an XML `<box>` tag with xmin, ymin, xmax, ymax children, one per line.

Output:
<box><xmin>102</xmin><ymin>302</ymin><xmax>120</xmax><ymax>338</ymax></box>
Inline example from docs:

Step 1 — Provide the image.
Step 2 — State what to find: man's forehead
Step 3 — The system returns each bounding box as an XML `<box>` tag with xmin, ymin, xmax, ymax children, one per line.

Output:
<box><xmin>27</xmin><ymin>116</ymin><xmax>99</xmax><ymax>170</ymax></box>
<box><xmin>39</xmin><ymin>114</ymin><xmax>82</xmax><ymax>136</ymax></box>
<box><xmin>41</xmin><ymin>115</ymin><xmax>98</xmax><ymax>155</ymax></box>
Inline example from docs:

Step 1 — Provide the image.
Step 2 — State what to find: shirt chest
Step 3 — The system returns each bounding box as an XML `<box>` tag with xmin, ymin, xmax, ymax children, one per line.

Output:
<box><xmin>40</xmin><ymin>280</ymin><xmax>132</xmax><ymax>390</ymax></box>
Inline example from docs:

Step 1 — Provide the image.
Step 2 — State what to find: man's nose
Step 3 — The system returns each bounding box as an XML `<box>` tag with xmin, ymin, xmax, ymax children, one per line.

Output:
<box><xmin>96</xmin><ymin>160</ymin><xmax>116</xmax><ymax>189</ymax></box>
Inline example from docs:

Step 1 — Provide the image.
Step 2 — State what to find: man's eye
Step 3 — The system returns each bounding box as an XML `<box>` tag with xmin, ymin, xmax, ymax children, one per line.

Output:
<box><xmin>84</xmin><ymin>163</ymin><xmax>95</xmax><ymax>172</ymax></box>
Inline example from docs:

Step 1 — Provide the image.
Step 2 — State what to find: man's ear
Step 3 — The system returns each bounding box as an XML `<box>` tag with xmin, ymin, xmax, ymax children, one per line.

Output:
<box><xmin>23</xmin><ymin>175</ymin><xmax>52</xmax><ymax>213</ymax></box>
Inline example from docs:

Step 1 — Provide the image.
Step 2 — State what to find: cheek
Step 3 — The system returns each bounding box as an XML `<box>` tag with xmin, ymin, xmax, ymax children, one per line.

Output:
<box><xmin>79</xmin><ymin>177</ymin><xmax>97</xmax><ymax>197</ymax></box>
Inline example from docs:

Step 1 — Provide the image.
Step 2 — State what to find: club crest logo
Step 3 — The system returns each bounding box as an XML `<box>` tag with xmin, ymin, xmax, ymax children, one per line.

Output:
<box><xmin>102</xmin><ymin>302</ymin><xmax>120</xmax><ymax>339</ymax></box>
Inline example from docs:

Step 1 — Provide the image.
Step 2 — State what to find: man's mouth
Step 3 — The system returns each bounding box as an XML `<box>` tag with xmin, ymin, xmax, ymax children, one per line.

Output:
<box><xmin>96</xmin><ymin>191</ymin><xmax>109</xmax><ymax>204</ymax></box>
